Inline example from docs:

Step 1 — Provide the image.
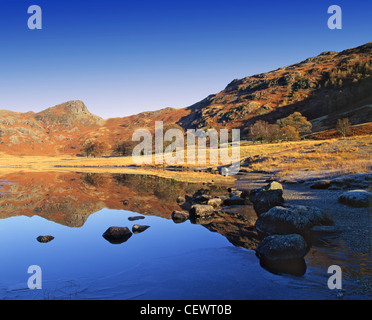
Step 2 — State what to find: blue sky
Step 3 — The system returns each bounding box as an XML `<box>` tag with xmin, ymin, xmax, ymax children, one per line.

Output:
<box><xmin>0</xmin><ymin>0</ymin><xmax>371</xmax><ymax>118</ymax></box>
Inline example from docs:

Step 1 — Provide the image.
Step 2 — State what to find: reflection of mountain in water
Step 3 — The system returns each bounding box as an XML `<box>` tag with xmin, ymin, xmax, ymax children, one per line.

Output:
<box><xmin>0</xmin><ymin>172</ymin><xmax>205</xmax><ymax>227</ymax></box>
<box><xmin>0</xmin><ymin>171</ymin><xmax>262</xmax><ymax>250</ymax></box>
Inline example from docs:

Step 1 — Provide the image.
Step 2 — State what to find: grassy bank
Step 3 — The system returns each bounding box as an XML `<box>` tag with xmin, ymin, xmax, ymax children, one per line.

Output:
<box><xmin>0</xmin><ymin>135</ymin><xmax>371</xmax><ymax>182</ymax></box>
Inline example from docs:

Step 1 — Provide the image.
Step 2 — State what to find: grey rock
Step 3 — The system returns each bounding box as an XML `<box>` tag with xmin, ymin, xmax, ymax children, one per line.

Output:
<box><xmin>255</xmin><ymin>205</ymin><xmax>334</xmax><ymax>235</ymax></box>
<box><xmin>249</xmin><ymin>181</ymin><xmax>285</xmax><ymax>215</ymax></box>
<box><xmin>338</xmin><ymin>190</ymin><xmax>372</xmax><ymax>208</ymax></box>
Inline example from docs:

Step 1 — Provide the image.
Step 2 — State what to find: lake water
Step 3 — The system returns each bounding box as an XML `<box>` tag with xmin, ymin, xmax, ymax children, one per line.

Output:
<box><xmin>0</xmin><ymin>171</ymin><xmax>369</xmax><ymax>300</ymax></box>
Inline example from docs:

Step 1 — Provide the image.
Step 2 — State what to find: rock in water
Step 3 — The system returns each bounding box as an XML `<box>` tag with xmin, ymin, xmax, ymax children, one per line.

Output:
<box><xmin>132</xmin><ymin>224</ymin><xmax>150</xmax><ymax>234</ymax></box>
<box><xmin>128</xmin><ymin>216</ymin><xmax>145</xmax><ymax>221</ymax></box>
<box><xmin>37</xmin><ymin>235</ymin><xmax>54</xmax><ymax>243</ymax></box>
<box><xmin>338</xmin><ymin>190</ymin><xmax>372</xmax><ymax>207</ymax></box>
<box><xmin>102</xmin><ymin>226</ymin><xmax>132</xmax><ymax>244</ymax></box>
<box><xmin>190</xmin><ymin>204</ymin><xmax>214</xmax><ymax>217</ymax></box>
<box><xmin>171</xmin><ymin>210</ymin><xmax>189</xmax><ymax>223</ymax></box>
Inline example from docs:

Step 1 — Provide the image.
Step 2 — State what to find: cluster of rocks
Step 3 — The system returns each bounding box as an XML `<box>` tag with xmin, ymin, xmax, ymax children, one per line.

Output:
<box><xmin>306</xmin><ymin>173</ymin><xmax>372</xmax><ymax>208</ymax></box>
<box><xmin>308</xmin><ymin>173</ymin><xmax>372</xmax><ymax>191</ymax></box>
<box><xmin>37</xmin><ymin>215</ymin><xmax>150</xmax><ymax>245</ymax></box>
<box><xmin>172</xmin><ymin>187</ymin><xmax>251</xmax><ymax>224</ymax></box>
<box><xmin>173</xmin><ymin>180</ymin><xmax>338</xmax><ymax>276</ymax></box>
<box><xmin>102</xmin><ymin>220</ymin><xmax>150</xmax><ymax>244</ymax></box>
<box><xmin>249</xmin><ymin>181</ymin><xmax>335</xmax><ymax>275</ymax></box>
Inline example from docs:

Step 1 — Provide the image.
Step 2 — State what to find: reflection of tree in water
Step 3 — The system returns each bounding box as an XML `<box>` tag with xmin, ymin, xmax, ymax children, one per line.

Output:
<box><xmin>81</xmin><ymin>173</ymin><xmax>111</xmax><ymax>188</ymax></box>
<box><xmin>113</xmin><ymin>174</ymin><xmax>199</xmax><ymax>202</ymax></box>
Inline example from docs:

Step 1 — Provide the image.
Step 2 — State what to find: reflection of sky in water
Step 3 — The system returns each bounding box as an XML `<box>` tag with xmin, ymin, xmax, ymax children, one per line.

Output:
<box><xmin>0</xmin><ymin>208</ymin><xmax>368</xmax><ymax>300</ymax></box>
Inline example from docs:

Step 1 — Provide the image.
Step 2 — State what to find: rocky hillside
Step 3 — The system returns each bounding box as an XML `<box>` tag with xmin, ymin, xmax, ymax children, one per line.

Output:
<box><xmin>0</xmin><ymin>42</ymin><xmax>371</xmax><ymax>156</ymax></box>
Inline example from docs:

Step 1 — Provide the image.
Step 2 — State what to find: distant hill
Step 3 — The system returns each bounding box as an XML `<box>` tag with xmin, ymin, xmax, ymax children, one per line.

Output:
<box><xmin>0</xmin><ymin>42</ymin><xmax>371</xmax><ymax>156</ymax></box>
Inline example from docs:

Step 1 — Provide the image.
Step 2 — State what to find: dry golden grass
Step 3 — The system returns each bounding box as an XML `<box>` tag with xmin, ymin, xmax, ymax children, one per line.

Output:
<box><xmin>244</xmin><ymin>135</ymin><xmax>372</xmax><ymax>179</ymax></box>
<box><xmin>0</xmin><ymin>135</ymin><xmax>371</xmax><ymax>182</ymax></box>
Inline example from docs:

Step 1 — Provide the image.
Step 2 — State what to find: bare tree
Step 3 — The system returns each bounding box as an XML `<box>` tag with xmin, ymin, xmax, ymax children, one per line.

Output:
<box><xmin>336</xmin><ymin>118</ymin><xmax>352</xmax><ymax>137</ymax></box>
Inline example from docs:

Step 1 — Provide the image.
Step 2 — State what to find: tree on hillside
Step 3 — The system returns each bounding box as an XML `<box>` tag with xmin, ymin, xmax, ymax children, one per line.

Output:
<box><xmin>279</xmin><ymin>125</ymin><xmax>300</xmax><ymax>141</ymax></box>
<box><xmin>81</xmin><ymin>141</ymin><xmax>110</xmax><ymax>157</ymax></box>
<box><xmin>115</xmin><ymin>141</ymin><xmax>137</xmax><ymax>156</ymax></box>
<box><xmin>336</xmin><ymin>117</ymin><xmax>352</xmax><ymax>137</ymax></box>
<box><xmin>249</xmin><ymin>120</ymin><xmax>269</xmax><ymax>143</ymax></box>
<box><xmin>276</xmin><ymin>112</ymin><xmax>312</xmax><ymax>134</ymax></box>
<box><xmin>249</xmin><ymin>120</ymin><xmax>280</xmax><ymax>143</ymax></box>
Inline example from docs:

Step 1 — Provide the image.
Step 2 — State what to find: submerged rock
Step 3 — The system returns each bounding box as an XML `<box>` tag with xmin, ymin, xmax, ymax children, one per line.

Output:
<box><xmin>255</xmin><ymin>205</ymin><xmax>334</xmax><ymax>236</ymax></box>
<box><xmin>102</xmin><ymin>226</ymin><xmax>132</xmax><ymax>244</ymax></box>
<box><xmin>37</xmin><ymin>235</ymin><xmax>54</xmax><ymax>243</ymax></box>
<box><xmin>338</xmin><ymin>190</ymin><xmax>372</xmax><ymax>208</ymax></box>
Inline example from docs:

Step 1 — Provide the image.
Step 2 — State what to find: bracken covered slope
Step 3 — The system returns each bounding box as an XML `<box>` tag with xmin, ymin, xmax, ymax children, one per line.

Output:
<box><xmin>0</xmin><ymin>42</ymin><xmax>371</xmax><ymax>156</ymax></box>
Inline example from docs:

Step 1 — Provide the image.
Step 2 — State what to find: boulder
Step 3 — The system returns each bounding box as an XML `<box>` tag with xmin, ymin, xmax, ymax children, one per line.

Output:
<box><xmin>338</xmin><ymin>190</ymin><xmax>372</xmax><ymax>208</ymax></box>
<box><xmin>171</xmin><ymin>210</ymin><xmax>189</xmax><ymax>223</ymax></box>
<box><xmin>190</xmin><ymin>204</ymin><xmax>214</xmax><ymax>216</ymax></box>
<box><xmin>102</xmin><ymin>226</ymin><xmax>132</xmax><ymax>244</ymax></box>
<box><xmin>255</xmin><ymin>205</ymin><xmax>334</xmax><ymax>236</ymax></box>
<box><xmin>249</xmin><ymin>181</ymin><xmax>285</xmax><ymax>215</ymax></box>
<box><xmin>223</xmin><ymin>196</ymin><xmax>246</xmax><ymax>206</ymax></box>
<box><xmin>256</xmin><ymin>234</ymin><xmax>308</xmax><ymax>261</ymax></box>
<box><xmin>132</xmin><ymin>224</ymin><xmax>150</xmax><ymax>234</ymax></box>
<box><xmin>37</xmin><ymin>235</ymin><xmax>54</xmax><ymax>243</ymax></box>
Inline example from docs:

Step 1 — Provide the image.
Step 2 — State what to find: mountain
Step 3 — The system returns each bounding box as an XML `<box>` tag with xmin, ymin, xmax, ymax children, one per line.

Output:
<box><xmin>0</xmin><ymin>42</ymin><xmax>371</xmax><ymax>156</ymax></box>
